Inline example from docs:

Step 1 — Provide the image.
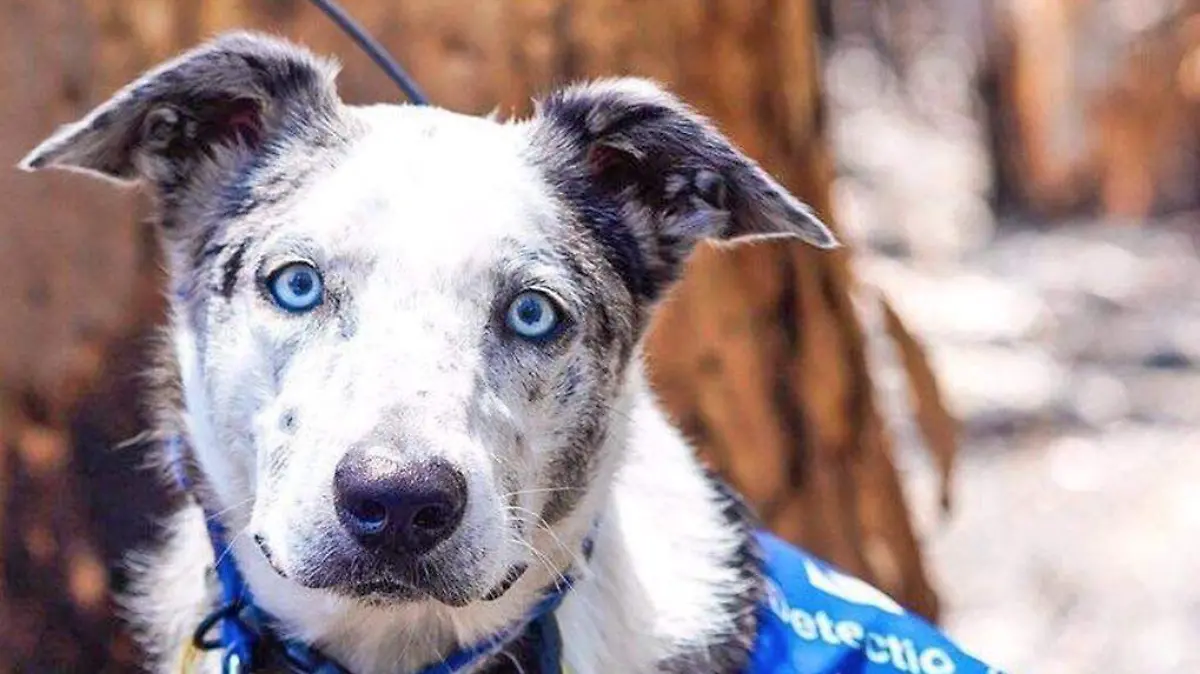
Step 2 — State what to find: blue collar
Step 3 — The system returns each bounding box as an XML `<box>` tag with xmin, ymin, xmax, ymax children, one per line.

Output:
<box><xmin>168</xmin><ymin>437</ymin><xmax>580</xmax><ymax>674</ymax></box>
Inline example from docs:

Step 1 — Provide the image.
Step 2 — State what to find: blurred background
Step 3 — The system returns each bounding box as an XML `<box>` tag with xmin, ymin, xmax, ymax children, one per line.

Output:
<box><xmin>1</xmin><ymin>0</ymin><xmax>1197</xmax><ymax>672</ymax></box>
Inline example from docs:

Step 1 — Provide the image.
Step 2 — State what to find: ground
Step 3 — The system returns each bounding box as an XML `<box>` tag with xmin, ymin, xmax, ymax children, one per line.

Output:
<box><xmin>820</xmin><ymin>33</ymin><xmax>1200</xmax><ymax>671</ymax></box>
<box><xmin>861</xmin><ymin>222</ymin><xmax>1200</xmax><ymax>673</ymax></box>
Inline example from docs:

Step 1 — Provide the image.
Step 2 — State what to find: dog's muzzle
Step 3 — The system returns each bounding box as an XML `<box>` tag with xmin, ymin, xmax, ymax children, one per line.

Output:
<box><xmin>288</xmin><ymin>445</ymin><xmax>475</xmax><ymax>602</ymax></box>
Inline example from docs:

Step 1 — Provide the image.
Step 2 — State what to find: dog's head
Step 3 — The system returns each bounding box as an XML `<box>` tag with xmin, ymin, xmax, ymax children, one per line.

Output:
<box><xmin>22</xmin><ymin>33</ymin><xmax>835</xmax><ymax>608</ymax></box>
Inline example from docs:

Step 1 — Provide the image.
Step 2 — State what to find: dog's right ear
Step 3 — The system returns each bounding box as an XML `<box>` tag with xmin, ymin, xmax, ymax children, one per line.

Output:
<box><xmin>19</xmin><ymin>31</ymin><xmax>340</xmax><ymax>188</ymax></box>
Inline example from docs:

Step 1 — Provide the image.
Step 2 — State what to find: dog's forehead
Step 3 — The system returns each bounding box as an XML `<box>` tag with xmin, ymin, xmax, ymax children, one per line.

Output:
<box><xmin>283</xmin><ymin>104</ymin><xmax>558</xmax><ymax>264</ymax></box>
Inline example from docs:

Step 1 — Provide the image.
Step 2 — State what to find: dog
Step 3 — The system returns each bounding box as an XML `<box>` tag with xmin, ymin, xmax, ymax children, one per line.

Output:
<box><xmin>21</xmin><ymin>32</ymin><xmax>838</xmax><ymax>674</ymax></box>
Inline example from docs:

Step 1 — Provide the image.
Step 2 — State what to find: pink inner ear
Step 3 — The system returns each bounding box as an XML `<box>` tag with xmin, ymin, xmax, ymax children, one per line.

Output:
<box><xmin>587</xmin><ymin>144</ymin><xmax>627</xmax><ymax>175</ymax></box>
<box><xmin>219</xmin><ymin>98</ymin><xmax>264</xmax><ymax>147</ymax></box>
<box><xmin>587</xmin><ymin>143</ymin><xmax>651</xmax><ymax>193</ymax></box>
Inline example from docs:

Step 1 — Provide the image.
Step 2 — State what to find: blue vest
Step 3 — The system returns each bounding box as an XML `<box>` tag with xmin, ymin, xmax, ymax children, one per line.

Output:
<box><xmin>749</xmin><ymin>532</ymin><xmax>1005</xmax><ymax>674</ymax></box>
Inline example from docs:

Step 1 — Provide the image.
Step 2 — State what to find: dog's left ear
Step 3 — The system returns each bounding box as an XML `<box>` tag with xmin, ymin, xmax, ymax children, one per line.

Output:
<box><xmin>534</xmin><ymin>78</ymin><xmax>838</xmax><ymax>277</ymax></box>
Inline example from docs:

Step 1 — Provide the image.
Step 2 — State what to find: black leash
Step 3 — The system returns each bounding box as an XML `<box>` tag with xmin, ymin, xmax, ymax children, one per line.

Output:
<box><xmin>304</xmin><ymin>0</ymin><xmax>429</xmax><ymax>105</ymax></box>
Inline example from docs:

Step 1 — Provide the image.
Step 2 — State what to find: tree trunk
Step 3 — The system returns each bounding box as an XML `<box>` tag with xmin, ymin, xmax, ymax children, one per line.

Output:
<box><xmin>1</xmin><ymin>1</ymin><xmax>954</xmax><ymax>669</ymax></box>
<box><xmin>985</xmin><ymin>0</ymin><xmax>1200</xmax><ymax>218</ymax></box>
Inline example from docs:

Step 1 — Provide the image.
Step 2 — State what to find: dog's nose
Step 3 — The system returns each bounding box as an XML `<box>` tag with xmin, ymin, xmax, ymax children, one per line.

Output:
<box><xmin>333</xmin><ymin>448</ymin><xmax>467</xmax><ymax>556</ymax></box>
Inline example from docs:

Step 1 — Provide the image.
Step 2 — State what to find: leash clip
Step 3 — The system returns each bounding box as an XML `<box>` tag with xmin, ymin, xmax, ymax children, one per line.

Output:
<box><xmin>192</xmin><ymin>600</ymin><xmax>262</xmax><ymax>673</ymax></box>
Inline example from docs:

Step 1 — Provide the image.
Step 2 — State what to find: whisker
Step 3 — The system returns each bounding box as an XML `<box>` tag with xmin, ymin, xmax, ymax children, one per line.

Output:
<box><xmin>504</xmin><ymin>505</ymin><xmax>586</xmax><ymax>573</ymax></box>
<box><xmin>508</xmin><ymin>535</ymin><xmax>568</xmax><ymax>589</ymax></box>
<box><xmin>501</xmin><ymin>485</ymin><xmax>584</xmax><ymax>499</ymax></box>
<box><xmin>204</xmin><ymin>495</ymin><xmax>256</xmax><ymax>522</ymax></box>
<box><xmin>211</xmin><ymin>524</ymin><xmax>251</xmax><ymax>570</ymax></box>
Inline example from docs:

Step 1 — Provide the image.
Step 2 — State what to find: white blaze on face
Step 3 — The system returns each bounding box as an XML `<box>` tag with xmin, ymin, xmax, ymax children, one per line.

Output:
<box><xmin>233</xmin><ymin>104</ymin><xmax>580</xmax><ymax>586</ymax></box>
<box><xmin>298</xmin><ymin>105</ymin><xmax>558</xmax><ymax>269</ymax></box>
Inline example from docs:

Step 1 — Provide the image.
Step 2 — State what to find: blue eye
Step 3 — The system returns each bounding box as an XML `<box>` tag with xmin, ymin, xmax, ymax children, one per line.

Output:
<box><xmin>268</xmin><ymin>262</ymin><xmax>324</xmax><ymax>313</ymax></box>
<box><xmin>505</xmin><ymin>291</ymin><xmax>561</xmax><ymax>340</ymax></box>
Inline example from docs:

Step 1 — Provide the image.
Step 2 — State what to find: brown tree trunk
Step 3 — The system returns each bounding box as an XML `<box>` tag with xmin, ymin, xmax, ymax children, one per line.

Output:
<box><xmin>1</xmin><ymin>1</ymin><xmax>955</xmax><ymax>669</ymax></box>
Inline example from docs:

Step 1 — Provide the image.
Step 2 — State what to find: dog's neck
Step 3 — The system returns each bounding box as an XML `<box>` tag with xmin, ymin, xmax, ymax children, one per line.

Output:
<box><xmin>141</xmin><ymin>363</ymin><xmax>757</xmax><ymax>674</ymax></box>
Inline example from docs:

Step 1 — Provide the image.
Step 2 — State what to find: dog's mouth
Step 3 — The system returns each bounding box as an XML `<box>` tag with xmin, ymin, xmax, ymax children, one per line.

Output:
<box><xmin>347</xmin><ymin>564</ymin><xmax>525</xmax><ymax>606</ymax></box>
<box><xmin>482</xmin><ymin>563</ymin><xmax>528</xmax><ymax>601</ymax></box>
<box><xmin>258</xmin><ymin>531</ymin><xmax>529</xmax><ymax>606</ymax></box>
<box><xmin>349</xmin><ymin>579</ymin><xmax>424</xmax><ymax>602</ymax></box>
<box><xmin>254</xmin><ymin>534</ymin><xmax>288</xmax><ymax>579</ymax></box>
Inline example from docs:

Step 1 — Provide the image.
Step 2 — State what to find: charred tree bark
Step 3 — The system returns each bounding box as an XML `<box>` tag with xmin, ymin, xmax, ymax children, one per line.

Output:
<box><xmin>1</xmin><ymin>1</ymin><xmax>955</xmax><ymax>669</ymax></box>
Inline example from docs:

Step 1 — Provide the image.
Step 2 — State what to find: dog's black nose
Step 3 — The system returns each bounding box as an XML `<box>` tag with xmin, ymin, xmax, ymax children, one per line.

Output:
<box><xmin>333</xmin><ymin>448</ymin><xmax>467</xmax><ymax>556</ymax></box>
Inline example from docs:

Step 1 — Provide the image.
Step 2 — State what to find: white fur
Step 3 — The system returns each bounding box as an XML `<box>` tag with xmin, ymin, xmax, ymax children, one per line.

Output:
<box><xmin>557</xmin><ymin>372</ymin><xmax>751</xmax><ymax>672</ymax></box>
<box><xmin>142</xmin><ymin>104</ymin><xmax>748</xmax><ymax>673</ymax></box>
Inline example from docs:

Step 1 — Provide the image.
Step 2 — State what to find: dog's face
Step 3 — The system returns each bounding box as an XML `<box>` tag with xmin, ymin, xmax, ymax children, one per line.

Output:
<box><xmin>22</xmin><ymin>34</ymin><xmax>834</xmax><ymax>608</ymax></box>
